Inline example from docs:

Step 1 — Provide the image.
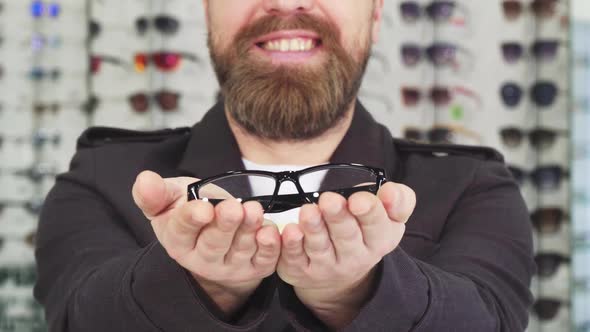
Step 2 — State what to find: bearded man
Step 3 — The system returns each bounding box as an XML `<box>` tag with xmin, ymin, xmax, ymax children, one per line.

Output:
<box><xmin>34</xmin><ymin>1</ymin><xmax>534</xmax><ymax>331</ymax></box>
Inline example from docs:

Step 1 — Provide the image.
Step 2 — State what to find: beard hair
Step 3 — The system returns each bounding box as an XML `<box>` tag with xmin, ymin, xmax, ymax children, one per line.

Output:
<box><xmin>208</xmin><ymin>14</ymin><xmax>371</xmax><ymax>141</ymax></box>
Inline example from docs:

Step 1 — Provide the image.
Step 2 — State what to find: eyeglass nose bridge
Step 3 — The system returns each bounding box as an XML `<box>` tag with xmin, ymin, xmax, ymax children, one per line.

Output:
<box><xmin>265</xmin><ymin>171</ymin><xmax>314</xmax><ymax>213</ymax></box>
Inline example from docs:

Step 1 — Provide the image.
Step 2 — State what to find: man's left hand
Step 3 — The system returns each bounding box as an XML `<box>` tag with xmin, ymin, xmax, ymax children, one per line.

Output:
<box><xmin>276</xmin><ymin>182</ymin><xmax>416</xmax><ymax>328</ymax></box>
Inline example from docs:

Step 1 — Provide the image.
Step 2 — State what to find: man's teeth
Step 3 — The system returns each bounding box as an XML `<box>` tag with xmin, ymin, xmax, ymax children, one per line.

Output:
<box><xmin>262</xmin><ymin>38</ymin><xmax>315</xmax><ymax>52</ymax></box>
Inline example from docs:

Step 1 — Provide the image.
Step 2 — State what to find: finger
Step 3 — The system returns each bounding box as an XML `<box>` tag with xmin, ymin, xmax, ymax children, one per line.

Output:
<box><xmin>348</xmin><ymin>190</ymin><xmax>398</xmax><ymax>254</ymax></box>
<box><xmin>225</xmin><ymin>201</ymin><xmax>264</xmax><ymax>265</ymax></box>
<box><xmin>318</xmin><ymin>192</ymin><xmax>363</xmax><ymax>260</ymax></box>
<box><xmin>161</xmin><ymin>200</ymin><xmax>214</xmax><ymax>259</ymax></box>
<box><xmin>299</xmin><ymin>204</ymin><xmax>336</xmax><ymax>264</ymax></box>
<box><xmin>196</xmin><ymin>198</ymin><xmax>244</xmax><ymax>262</ymax></box>
<box><xmin>377</xmin><ymin>182</ymin><xmax>416</xmax><ymax>224</ymax></box>
<box><xmin>252</xmin><ymin>224</ymin><xmax>281</xmax><ymax>271</ymax></box>
<box><xmin>132</xmin><ymin>170</ymin><xmax>199</xmax><ymax>219</ymax></box>
<box><xmin>280</xmin><ymin>223</ymin><xmax>308</xmax><ymax>268</ymax></box>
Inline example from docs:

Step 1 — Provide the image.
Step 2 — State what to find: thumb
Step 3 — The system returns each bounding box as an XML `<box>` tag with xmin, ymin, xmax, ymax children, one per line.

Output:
<box><xmin>132</xmin><ymin>171</ymin><xmax>177</xmax><ymax>219</ymax></box>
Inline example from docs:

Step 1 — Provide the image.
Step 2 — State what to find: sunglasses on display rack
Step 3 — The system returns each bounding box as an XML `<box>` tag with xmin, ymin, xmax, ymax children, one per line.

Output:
<box><xmin>83</xmin><ymin>91</ymin><xmax>183</xmax><ymax>114</ymax></box>
<box><xmin>133</xmin><ymin>51</ymin><xmax>199</xmax><ymax>73</ymax></box>
<box><xmin>501</xmin><ymin>39</ymin><xmax>563</xmax><ymax>63</ymax></box>
<box><xmin>531</xmin><ymin>207</ymin><xmax>568</xmax><ymax>234</ymax></box>
<box><xmin>502</xmin><ymin>0</ymin><xmax>559</xmax><ymax>21</ymax></box>
<box><xmin>499</xmin><ymin>127</ymin><xmax>568</xmax><ymax>150</ymax></box>
<box><xmin>399</xmin><ymin>1</ymin><xmax>467</xmax><ymax>25</ymax></box>
<box><xmin>0</xmin><ymin>131</ymin><xmax>60</xmax><ymax>149</ymax></box>
<box><xmin>90</xmin><ymin>54</ymin><xmax>129</xmax><ymax>74</ymax></box>
<box><xmin>4</xmin><ymin>163</ymin><xmax>59</xmax><ymax>183</ymax></box>
<box><xmin>29</xmin><ymin>67</ymin><xmax>61</xmax><ymax>81</ymax></box>
<box><xmin>403</xmin><ymin>125</ymin><xmax>483</xmax><ymax>145</ymax></box>
<box><xmin>136</xmin><ymin>15</ymin><xmax>180</xmax><ymax>35</ymax></box>
<box><xmin>401</xmin><ymin>42</ymin><xmax>470</xmax><ymax>69</ymax></box>
<box><xmin>535</xmin><ymin>252</ymin><xmax>570</xmax><ymax>278</ymax></box>
<box><xmin>507</xmin><ymin>164</ymin><xmax>568</xmax><ymax>190</ymax></box>
<box><xmin>500</xmin><ymin>81</ymin><xmax>560</xmax><ymax>108</ymax></box>
<box><xmin>401</xmin><ymin>86</ymin><xmax>481</xmax><ymax>108</ymax></box>
<box><xmin>30</xmin><ymin>0</ymin><xmax>60</xmax><ymax>18</ymax></box>
<box><xmin>533</xmin><ymin>298</ymin><xmax>566</xmax><ymax>321</ymax></box>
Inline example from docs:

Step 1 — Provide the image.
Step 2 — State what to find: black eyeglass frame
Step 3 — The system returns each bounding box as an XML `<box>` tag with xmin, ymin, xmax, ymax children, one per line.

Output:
<box><xmin>187</xmin><ymin>163</ymin><xmax>388</xmax><ymax>213</ymax></box>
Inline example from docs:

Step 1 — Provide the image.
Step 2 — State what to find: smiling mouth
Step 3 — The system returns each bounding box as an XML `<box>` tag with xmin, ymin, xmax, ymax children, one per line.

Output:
<box><xmin>255</xmin><ymin>37</ymin><xmax>323</xmax><ymax>53</ymax></box>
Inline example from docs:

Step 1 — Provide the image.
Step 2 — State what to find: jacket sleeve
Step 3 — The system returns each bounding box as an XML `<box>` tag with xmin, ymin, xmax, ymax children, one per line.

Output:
<box><xmin>33</xmin><ymin>148</ymin><xmax>276</xmax><ymax>332</ymax></box>
<box><xmin>279</xmin><ymin>159</ymin><xmax>535</xmax><ymax>332</ymax></box>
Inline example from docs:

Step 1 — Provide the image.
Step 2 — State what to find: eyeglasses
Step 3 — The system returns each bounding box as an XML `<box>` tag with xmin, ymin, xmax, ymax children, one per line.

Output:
<box><xmin>401</xmin><ymin>86</ymin><xmax>481</xmax><ymax>108</ymax></box>
<box><xmin>30</xmin><ymin>1</ymin><xmax>60</xmax><ymax>18</ymax></box>
<box><xmin>533</xmin><ymin>298</ymin><xmax>564</xmax><ymax>321</ymax></box>
<box><xmin>29</xmin><ymin>67</ymin><xmax>61</xmax><ymax>81</ymax></box>
<box><xmin>187</xmin><ymin>164</ymin><xmax>388</xmax><ymax>214</ymax></box>
<box><xmin>501</xmin><ymin>40</ymin><xmax>562</xmax><ymax>63</ymax></box>
<box><xmin>531</xmin><ymin>207</ymin><xmax>568</xmax><ymax>234</ymax></box>
<box><xmin>499</xmin><ymin>127</ymin><xmax>567</xmax><ymax>150</ymax></box>
<box><xmin>502</xmin><ymin>0</ymin><xmax>558</xmax><ymax>21</ymax></box>
<box><xmin>399</xmin><ymin>1</ymin><xmax>465</xmax><ymax>24</ymax></box>
<box><xmin>134</xmin><ymin>51</ymin><xmax>199</xmax><ymax>73</ymax></box>
<box><xmin>0</xmin><ymin>266</ymin><xmax>37</xmax><ymax>286</ymax></box>
<box><xmin>91</xmin><ymin>55</ymin><xmax>128</xmax><ymax>74</ymax></box>
<box><xmin>401</xmin><ymin>42</ymin><xmax>467</xmax><ymax>68</ymax></box>
<box><xmin>500</xmin><ymin>81</ymin><xmax>559</xmax><ymax>108</ymax></box>
<box><xmin>136</xmin><ymin>15</ymin><xmax>180</xmax><ymax>35</ymax></box>
<box><xmin>403</xmin><ymin>125</ymin><xmax>482</xmax><ymax>145</ymax></box>
<box><xmin>507</xmin><ymin>165</ymin><xmax>568</xmax><ymax>190</ymax></box>
<box><xmin>535</xmin><ymin>253</ymin><xmax>569</xmax><ymax>278</ymax></box>
<box><xmin>129</xmin><ymin>91</ymin><xmax>181</xmax><ymax>112</ymax></box>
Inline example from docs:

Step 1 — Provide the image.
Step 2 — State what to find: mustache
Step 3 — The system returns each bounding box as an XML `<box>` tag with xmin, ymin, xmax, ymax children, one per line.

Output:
<box><xmin>233</xmin><ymin>14</ymin><xmax>342</xmax><ymax>57</ymax></box>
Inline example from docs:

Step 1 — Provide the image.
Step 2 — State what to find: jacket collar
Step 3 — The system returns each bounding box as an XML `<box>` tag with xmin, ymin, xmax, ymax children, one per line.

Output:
<box><xmin>177</xmin><ymin>100</ymin><xmax>398</xmax><ymax>180</ymax></box>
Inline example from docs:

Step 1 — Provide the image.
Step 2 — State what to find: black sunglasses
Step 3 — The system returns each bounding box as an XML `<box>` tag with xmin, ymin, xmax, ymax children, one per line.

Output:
<box><xmin>507</xmin><ymin>165</ymin><xmax>569</xmax><ymax>190</ymax></box>
<box><xmin>531</xmin><ymin>207</ymin><xmax>568</xmax><ymax>234</ymax></box>
<box><xmin>401</xmin><ymin>42</ymin><xmax>467</xmax><ymax>68</ymax></box>
<box><xmin>533</xmin><ymin>298</ymin><xmax>565</xmax><ymax>321</ymax></box>
<box><xmin>501</xmin><ymin>40</ymin><xmax>562</xmax><ymax>63</ymax></box>
<box><xmin>136</xmin><ymin>15</ymin><xmax>180</xmax><ymax>35</ymax></box>
<box><xmin>499</xmin><ymin>127</ymin><xmax>567</xmax><ymax>150</ymax></box>
<box><xmin>187</xmin><ymin>163</ymin><xmax>388</xmax><ymax>214</ymax></box>
<box><xmin>535</xmin><ymin>252</ymin><xmax>570</xmax><ymax>278</ymax></box>
<box><xmin>129</xmin><ymin>91</ymin><xmax>181</xmax><ymax>113</ymax></box>
<box><xmin>399</xmin><ymin>1</ymin><xmax>464</xmax><ymax>23</ymax></box>
<box><xmin>500</xmin><ymin>81</ymin><xmax>560</xmax><ymax>108</ymax></box>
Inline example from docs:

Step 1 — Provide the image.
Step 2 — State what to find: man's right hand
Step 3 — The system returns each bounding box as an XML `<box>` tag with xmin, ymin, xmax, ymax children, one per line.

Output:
<box><xmin>131</xmin><ymin>170</ymin><xmax>281</xmax><ymax>315</ymax></box>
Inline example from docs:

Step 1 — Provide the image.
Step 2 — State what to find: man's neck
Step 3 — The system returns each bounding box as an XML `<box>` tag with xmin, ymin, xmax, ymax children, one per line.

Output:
<box><xmin>226</xmin><ymin>101</ymin><xmax>356</xmax><ymax>166</ymax></box>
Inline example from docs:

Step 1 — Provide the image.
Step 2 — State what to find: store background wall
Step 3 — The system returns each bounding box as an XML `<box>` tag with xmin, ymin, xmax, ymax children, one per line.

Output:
<box><xmin>0</xmin><ymin>0</ymin><xmax>584</xmax><ymax>331</ymax></box>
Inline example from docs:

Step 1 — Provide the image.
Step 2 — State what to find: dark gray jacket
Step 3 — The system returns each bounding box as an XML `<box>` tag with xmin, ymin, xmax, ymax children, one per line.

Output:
<box><xmin>34</xmin><ymin>101</ymin><xmax>535</xmax><ymax>331</ymax></box>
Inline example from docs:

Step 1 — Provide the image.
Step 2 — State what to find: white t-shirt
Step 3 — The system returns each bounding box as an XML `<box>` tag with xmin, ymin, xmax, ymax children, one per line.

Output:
<box><xmin>242</xmin><ymin>158</ymin><xmax>326</xmax><ymax>233</ymax></box>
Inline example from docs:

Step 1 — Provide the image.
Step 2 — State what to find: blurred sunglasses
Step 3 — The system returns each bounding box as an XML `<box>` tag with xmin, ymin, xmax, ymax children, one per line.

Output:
<box><xmin>500</xmin><ymin>81</ymin><xmax>560</xmax><ymax>108</ymax></box>
<box><xmin>89</xmin><ymin>20</ymin><xmax>101</xmax><ymax>40</ymax></box>
<box><xmin>90</xmin><ymin>54</ymin><xmax>129</xmax><ymax>74</ymax></box>
<box><xmin>33</xmin><ymin>102</ymin><xmax>60</xmax><ymax>114</ymax></box>
<box><xmin>507</xmin><ymin>165</ymin><xmax>568</xmax><ymax>190</ymax></box>
<box><xmin>502</xmin><ymin>0</ymin><xmax>558</xmax><ymax>21</ymax></box>
<box><xmin>129</xmin><ymin>90</ymin><xmax>181</xmax><ymax>112</ymax></box>
<box><xmin>399</xmin><ymin>1</ymin><xmax>466</xmax><ymax>24</ymax></box>
<box><xmin>136</xmin><ymin>15</ymin><xmax>180</xmax><ymax>35</ymax></box>
<box><xmin>401</xmin><ymin>42</ymin><xmax>468</xmax><ymax>68</ymax></box>
<box><xmin>535</xmin><ymin>253</ymin><xmax>570</xmax><ymax>278</ymax></box>
<box><xmin>401</xmin><ymin>86</ymin><xmax>481</xmax><ymax>108</ymax></box>
<box><xmin>501</xmin><ymin>40</ymin><xmax>562</xmax><ymax>63</ymax></box>
<box><xmin>531</xmin><ymin>207</ymin><xmax>568</xmax><ymax>234</ymax></box>
<box><xmin>533</xmin><ymin>298</ymin><xmax>565</xmax><ymax>321</ymax></box>
<box><xmin>29</xmin><ymin>67</ymin><xmax>61</xmax><ymax>81</ymax></box>
<box><xmin>13</xmin><ymin>163</ymin><xmax>59</xmax><ymax>183</ymax></box>
<box><xmin>30</xmin><ymin>1</ymin><xmax>60</xmax><ymax>18</ymax></box>
<box><xmin>403</xmin><ymin>125</ymin><xmax>482</xmax><ymax>145</ymax></box>
<box><xmin>499</xmin><ymin>127</ymin><xmax>567</xmax><ymax>150</ymax></box>
<box><xmin>134</xmin><ymin>51</ymin><xmax>199</xmax><ymax>73</ymax></box>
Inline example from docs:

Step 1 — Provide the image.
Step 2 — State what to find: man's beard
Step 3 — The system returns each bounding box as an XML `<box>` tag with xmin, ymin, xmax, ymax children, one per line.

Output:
<box><xmin>208</xmin><ymin>14</ymin><xmax>371</xmax><ymax>141</ymax></box>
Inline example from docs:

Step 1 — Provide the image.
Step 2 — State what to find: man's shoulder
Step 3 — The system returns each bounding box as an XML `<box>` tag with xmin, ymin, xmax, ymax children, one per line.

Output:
<box><xmin>392</xmin><ymin>138</ymin><xmax>504</xmax><ymax>163</ymax></box>
<box><xmin>76</xmin><ymin>126</ymin><xmax>192</xmax><ymax>149</ymax></box>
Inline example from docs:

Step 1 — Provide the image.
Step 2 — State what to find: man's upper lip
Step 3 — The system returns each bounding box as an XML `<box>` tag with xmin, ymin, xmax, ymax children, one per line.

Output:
<box><xmin>253</xmin><ymin>30</ymin><xmax>320</xmax><ymax>44</ymax></box>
